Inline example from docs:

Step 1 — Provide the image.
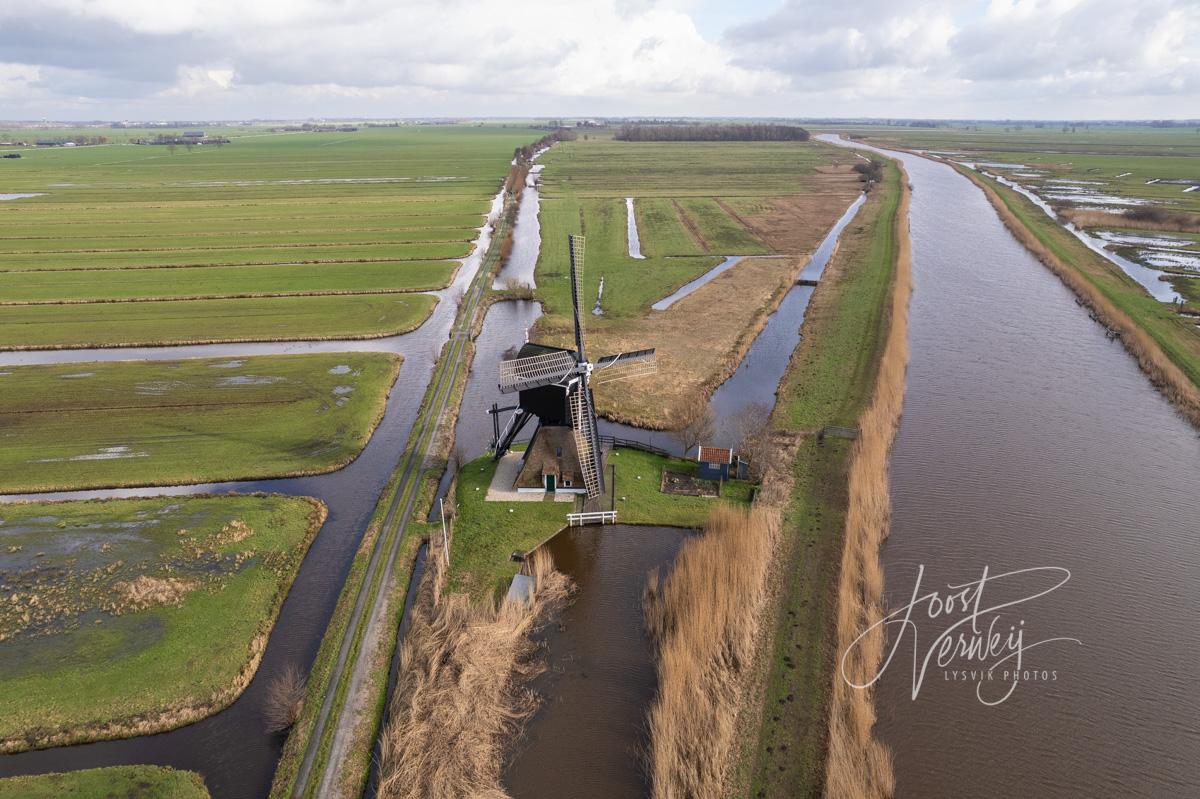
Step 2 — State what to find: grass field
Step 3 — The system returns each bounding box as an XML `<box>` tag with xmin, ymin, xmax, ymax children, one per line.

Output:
<box><xmin>449</xmin><ymin>448</ymin><xmax>753</xmax><ymax>601</ymax></box>
<box><xmin>0</xmin><ymin>292</ymin><xmax>436</xmax><ymax>350</ymax></box>
<box><xmin>0</xmin><ymin>495</ymin><xmax>323</xmax><ymax>751</ymax></box>
<box><xmin>529</xmin><ymin>135</ymin><xmax>861</xmax><ymax>425</ymax></box>
<box><xmin>0</xmin><ymin>261</ymin><xmax>456</xmax><ymax>303</ymax></box>
<box><xmin>0</xmin><ymin>353</ymin><xmax>401</xmax><ymax>492</ymax></box>
<box><xmin>0</xmin><ymin>126</ymin><xmax>537</xmax><ymax>346</ymax></box>
<box><xmin>0</xmin><ymin>765</ymin><xmax>209</xmax><ymax>798</ymax></box>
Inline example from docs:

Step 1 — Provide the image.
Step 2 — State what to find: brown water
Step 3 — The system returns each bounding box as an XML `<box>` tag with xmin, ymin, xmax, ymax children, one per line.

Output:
<box><xmin>830</xmin><ymin>139</ymin><xmax>1200</xmax><ymax>798</ymax></box>
<box><xmin>504</xmin><ymin>524</ymin><xmax>691</xmax><ymax>799</ymax></box>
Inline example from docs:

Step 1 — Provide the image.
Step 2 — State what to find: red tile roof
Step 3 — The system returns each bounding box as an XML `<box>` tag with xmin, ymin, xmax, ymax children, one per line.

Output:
<box><xmin>697</xmin><ymin>446</ymin><xmax>733</xmax><ymax>465</ymax></box>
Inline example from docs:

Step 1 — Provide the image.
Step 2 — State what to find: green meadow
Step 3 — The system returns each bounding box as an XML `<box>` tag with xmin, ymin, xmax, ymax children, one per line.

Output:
<box><xmin>0</xmin><ymin>766</ymin><xmax>209</xmax><ymax>799</ymax></box>
<box><xmin>450</xmin><ymin>448</ymin><xmax>752</xmax><ymax>600</ymax></box>
<box><xmin>534</xmin><ymin>135</ymin><xmax>855</xmax><ymax>317</ymax></box>
<box><xmin>0</xmin><ymin>293</ymin><xmax>436</xmax><ymax>349</ymax></box>
<box><xmin>0</xmin><ymin>261</ymin><xmax>456</xmax><ymax>303</ymax></box>
<box><xmin>0</xmin><ymin>353</ymin><xmax>401</xmax><ymax>492</ymax></box>
<box><xmin>0</xmin><ymin>495</ymin><xmax>321</xmax><ymax>751</ymax></box>
<box><xmin>0</xmin><ymin>126</ymin><xmax>537</xmax><ymax>346</ymax></box>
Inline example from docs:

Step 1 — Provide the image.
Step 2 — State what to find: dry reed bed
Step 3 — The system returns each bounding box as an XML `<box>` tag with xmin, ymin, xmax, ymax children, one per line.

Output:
<box><xmin>1</xmin><ymin>498</ymin><xmax>326</xmax><ymax>754</ymax></box>
<box><xmin>375</xmin><ymin>547</ymin><xmax>571</xmax><ymax>799</ymax></box>
<box><xmin>957</xmin><ymin>166</ymin><xmax>1200</xmax><ymax>428</ymax></box>
<box><xmin>643</xmin><ymin>505</ymin><xmax>781</xmax><ymax>799</ymax></box>
<box><xmin>823</xmin><ymin>165</ymin><xmax>912</xmax><ymax>799</ymax></box>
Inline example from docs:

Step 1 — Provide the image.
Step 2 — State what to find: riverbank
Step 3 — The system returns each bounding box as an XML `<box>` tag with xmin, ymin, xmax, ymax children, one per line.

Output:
<box><xmin>952</xmin><ymin>165</ymin><xmax>1200</xmax><ymax>427</ymax></box>
<box><xmin>732</xmin><ymin>154</ymin><xmax>909</xmax><ymax>798</ymax></box>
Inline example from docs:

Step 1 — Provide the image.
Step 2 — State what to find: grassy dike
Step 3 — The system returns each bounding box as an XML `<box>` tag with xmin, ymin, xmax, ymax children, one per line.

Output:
<box><xmin>268</xmin><ymin>186</ymin><xmax>516</xmax><ymax>799</ymax></box>
<box><xmin>953</xmin><ymin>165</ymin><xmax>1200</xmax><ymax>427</ymax></box>
<box><xmin>731</xmin><ymin>157</ymin><xmax>908</xmax><ymax>799</ymax></box>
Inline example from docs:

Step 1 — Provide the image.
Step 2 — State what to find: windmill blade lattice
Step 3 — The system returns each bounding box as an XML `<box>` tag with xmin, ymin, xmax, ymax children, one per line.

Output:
<box><xmin>497</xmin><ymin>349</ymin><xmax>576</xmax><ymax>393</ymax></box>
<box><xmin>568</xmin><ymin>234</ymin><xmax>587</xmax><ymax>360</ymax></box>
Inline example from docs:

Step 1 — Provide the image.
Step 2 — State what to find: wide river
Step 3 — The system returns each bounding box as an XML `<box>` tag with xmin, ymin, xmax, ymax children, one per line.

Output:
<box><xmin>828</xmin><ymin>137</ymin><xmax>1200</xmax><ymax>798</ymax></box>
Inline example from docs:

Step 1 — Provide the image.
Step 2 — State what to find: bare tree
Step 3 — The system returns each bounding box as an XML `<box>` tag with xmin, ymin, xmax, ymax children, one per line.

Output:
<box><xmin>263</xmin><ymin>663</ymin><xmax>307</xmax><ymax>732</ymax></box>
<box><xmin>728</xmin><ymin>402</ymin><xmax>772</xmax><ymax>480</ymax></box>
<box><xmin>669</xmin><ymin>404</ymin><xmax>715</xmax><ymax>458</ymax></box>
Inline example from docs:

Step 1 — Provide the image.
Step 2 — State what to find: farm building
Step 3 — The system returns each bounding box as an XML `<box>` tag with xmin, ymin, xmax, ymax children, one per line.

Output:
<box><xmin>697</xmin><ymin>446</ymin><xmax>734</xmax><ymax>481</ymax></box>
<box><xmin>182</xmin><ymin>131</ymin><xmax>205</xmax><ymax>139</ymax></box>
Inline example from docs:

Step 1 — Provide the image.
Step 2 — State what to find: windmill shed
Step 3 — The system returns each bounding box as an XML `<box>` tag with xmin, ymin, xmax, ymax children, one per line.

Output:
<box><xmin>515</xmin><ymin>426</ymin><xmax>585</xmax><ymax>493</ymax></box>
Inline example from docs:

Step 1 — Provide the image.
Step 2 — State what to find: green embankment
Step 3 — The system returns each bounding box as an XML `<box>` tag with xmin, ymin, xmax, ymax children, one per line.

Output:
<box><xmin>0</xmin><ymin>495</ymin><xmax>323</xmax><ymax>752</ymax></box>
<box><xmin>742</xmin><ymin>160</ymin><xmax>902</xmax><ymax>798</ymax></box>
<box><xmin>0</xmin><ymin>353</ymin><xmax>400</xmax><ymax>492</ymax></box>
<box><xmin>0</xmin><ymin>766</ymin><xmax>210</xmax><ymax>799</ymax></box>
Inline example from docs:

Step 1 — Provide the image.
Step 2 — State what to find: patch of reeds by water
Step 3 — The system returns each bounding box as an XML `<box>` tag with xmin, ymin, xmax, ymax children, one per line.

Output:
<box><xmin>375</xmin><ymin>546</ymin><xmax>570</xmax><ymax>799</ymax></box>
<box><xmin>642</xmin><ymin>505</ymin><xmax>781</xmax><ymax>799</ymax></box>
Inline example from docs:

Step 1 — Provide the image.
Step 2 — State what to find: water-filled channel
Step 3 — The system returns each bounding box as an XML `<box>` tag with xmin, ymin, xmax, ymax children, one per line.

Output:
<box><xmin>828</xmin><ymin>136</ymin><xmax>1200</xmax><ymax>798</ymax></box>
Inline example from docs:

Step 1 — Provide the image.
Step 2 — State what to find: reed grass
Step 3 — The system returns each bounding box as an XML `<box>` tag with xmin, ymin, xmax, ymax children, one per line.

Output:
<box><xmin>375</xmin><ymin>546</ymin><xmax>571</xmax><ymax>799</ymax></box>
<box><xmin>643</xmin><ymin>505</ymin><xmax>780</xmax><ymax>799</ymax></box>
<box><xmin>822</xmin><ymin>165</ymin><xmax>912</xmax><ymax>799</ymax></box>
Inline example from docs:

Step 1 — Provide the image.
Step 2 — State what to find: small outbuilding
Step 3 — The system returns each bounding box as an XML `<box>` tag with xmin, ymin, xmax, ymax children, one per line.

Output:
<box><xmin>697</xmin><ymin>446</ymin><xmax>733</xmax><ymax>481</ymax></box>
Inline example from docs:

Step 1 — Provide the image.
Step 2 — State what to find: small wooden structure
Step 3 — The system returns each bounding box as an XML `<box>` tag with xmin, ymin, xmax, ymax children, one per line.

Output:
<box><xmin>697</xmin><ymin>446</ymin><xmax>734</xmax><ymax>481</ymax></box>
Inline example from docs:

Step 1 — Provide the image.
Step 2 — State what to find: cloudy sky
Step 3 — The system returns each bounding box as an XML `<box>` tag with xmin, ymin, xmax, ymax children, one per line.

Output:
<box><xmin>1</xmin><ymin>0</ymin><xmax>1196</xmax><ymax>120</ymax></box>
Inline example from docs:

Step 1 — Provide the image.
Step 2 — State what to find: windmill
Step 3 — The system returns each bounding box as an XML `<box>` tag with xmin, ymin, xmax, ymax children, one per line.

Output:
<box><xmin>490</xmin><ymin>234</ymin><xmax>656</xmax><ymax>499</ymax></box>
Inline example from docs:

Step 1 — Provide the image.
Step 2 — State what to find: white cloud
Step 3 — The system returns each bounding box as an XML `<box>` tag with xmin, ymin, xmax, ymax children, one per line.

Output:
<box><xmin>0</xmin><ymin>0</ymin><xmax>1197</xmax><ymax>118</ymax></box>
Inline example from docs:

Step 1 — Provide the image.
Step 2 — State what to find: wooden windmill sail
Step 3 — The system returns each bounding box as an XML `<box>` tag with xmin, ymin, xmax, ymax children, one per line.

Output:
<box><xmin>492</xmin><ymin>234</ymin><xmax>656</xmax><ymax>498</ymax></box>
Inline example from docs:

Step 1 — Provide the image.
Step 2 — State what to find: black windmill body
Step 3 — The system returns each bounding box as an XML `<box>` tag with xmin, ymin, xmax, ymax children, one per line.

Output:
<box><xmin>490</xmin><ymin>234</ymin><xmax>656</xmax><ymax>498</ymax></box>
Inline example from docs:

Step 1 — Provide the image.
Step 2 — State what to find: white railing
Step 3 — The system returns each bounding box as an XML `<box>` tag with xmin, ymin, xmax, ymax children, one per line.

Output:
<box><xmin>566</xmin><ymin>510</ymin><xmax>617</xmax><ymax>526</ymax></box>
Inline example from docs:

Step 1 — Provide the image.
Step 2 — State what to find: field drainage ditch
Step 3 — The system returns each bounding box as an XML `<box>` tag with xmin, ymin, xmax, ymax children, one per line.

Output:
<box><xmin>625</xmin><ymin>197</ymin><xmax>646</xmax><ymax>259</ymax></box>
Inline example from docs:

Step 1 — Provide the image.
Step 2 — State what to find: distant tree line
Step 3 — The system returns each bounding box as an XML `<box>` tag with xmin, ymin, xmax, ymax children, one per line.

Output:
<box><xmin>613</xmin><ymin>124</ymin><xmax>810</xmax><ymax>142</ymax></box>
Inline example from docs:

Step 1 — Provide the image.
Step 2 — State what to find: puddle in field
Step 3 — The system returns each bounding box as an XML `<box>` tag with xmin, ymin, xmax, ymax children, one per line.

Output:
<box><xmin>1138</xmin><ymin>250</ymin><xmax>1200</xmax><ymax>271</ymax></box>
<box><xmin>1096</xmin><ymin>231</ymin><xmax>1193</xmax><ymax>248</ymax></box>
<box><xmin>59</xmin><ymin>372</ymin><xmax>95</xmax><ymax>379</ymax></box>
<box><xmin>217</xmin><ymin>375</ymin><xmax>285</xmax><ymax>386</ymax></box>
<box><xmin>0</xmin><ymin>193</ymin><xmax>45</xmax><ymax>201</ymax></box>
<box><xmin>208</xmin><ymin>360</ymin><xmax>245</xmax><ymax>368</ymax></box>
<box><xmin>31</xmin><ymin>446</ymin><xmax>150</xmax><ymax>463</ymax></box>
<box><xmin>328</xmin><ymin>365</ymin><xmax>351</xmax><ymax>375</ymax></box>
<box><xmin>1043</xmin><ymin>191</ymin><xmax>1159</xmax><ymax>207</ymax></box>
